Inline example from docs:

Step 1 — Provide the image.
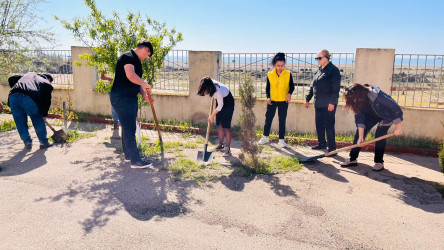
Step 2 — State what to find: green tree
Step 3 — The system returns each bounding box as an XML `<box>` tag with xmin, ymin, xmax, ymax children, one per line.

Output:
<box><xmin>55</xmin><ymin>0</ymin><xmax>183</xmax><ymax>93</ymax></box>
<box><xmin>238</xmin><ymin>76</ymin><xmax>262</xmax><ymax>168</ymax></box>
<box><xmin>0</xmin><ymin>0</ymin><xmax>54</xmax><ymax>83</ymax></box>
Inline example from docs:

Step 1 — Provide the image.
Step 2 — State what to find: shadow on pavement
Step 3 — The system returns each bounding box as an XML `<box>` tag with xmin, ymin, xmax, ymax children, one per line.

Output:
<box><xmin>0</xmin><ymin>148</ymin><xmax>47</xmax><ymax>176</ymax></box>
<box><xmin>34</xmin><ymin>154</ymin><xmax>194</xmax><ymax>235</ymax></box>
<box><xmin>335</xmin><ymin>161</ymin><xmax>444</xmax><ymax>214</ymax></box>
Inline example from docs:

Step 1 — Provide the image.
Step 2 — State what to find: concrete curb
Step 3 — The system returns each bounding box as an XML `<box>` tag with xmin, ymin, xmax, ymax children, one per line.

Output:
<box><xmin>1</xmin><ymin>108</ymin><xmax>439</xmax><ymax>158</ymax></box>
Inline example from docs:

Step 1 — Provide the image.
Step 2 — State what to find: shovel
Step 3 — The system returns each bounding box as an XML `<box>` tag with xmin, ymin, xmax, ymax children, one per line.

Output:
<box><xmin>197</xmin><ymin>98</ymin><xmax>214</xmax><ymax>164</ymax></box>
<box><xmin>45</xmin><ymin>120</ymin><xmax>69</xmax><ymax>143</ymax></box>
<box><xmin>300</xmin><ymin>133</ymin><xmax>395</xmax><ymax>163</ymax></box>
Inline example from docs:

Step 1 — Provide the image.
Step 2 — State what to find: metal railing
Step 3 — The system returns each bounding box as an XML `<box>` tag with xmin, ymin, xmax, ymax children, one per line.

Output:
<box><xmin>0</xmin><ymin>49</ymin><xmax>73</xmax><ymax>87</ymax></box>
<box><xmin>220</xmin><ymin>53</ymin><xmax>354</xmax><ymax>101</ymax></box>
<box><xmin>152</xmin><ymin>50</ymin><xmax>189</xmax><ymax>94</ymax></box>
<box><xmin>392</xmin><ymin>54</ymin><xmax>444</xmax><ymax>109</ymax></box>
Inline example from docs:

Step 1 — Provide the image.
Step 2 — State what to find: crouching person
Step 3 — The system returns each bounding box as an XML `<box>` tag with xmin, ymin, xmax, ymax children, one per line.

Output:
<box><xmin>340</xmin><ymin>83</ymin><xmax>403</xmax><ymax>171</ymax></box>
<box><xmin>8</xmin><ymin>72</ymin><xmax>54</xmax><ymax>149</ymax></box>
<box><xmin>197</xmin><ymin>77</ymin><xmax>235</xmax><ymax>157</ymax></box>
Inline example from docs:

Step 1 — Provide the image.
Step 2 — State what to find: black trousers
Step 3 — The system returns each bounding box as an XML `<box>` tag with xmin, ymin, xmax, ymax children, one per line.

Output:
<box><xmin>315</xmin><ymin>106</ymin><xmax>337</xmax><ymax>150</ymax></box>
<box><xmin>263</xmin><ymin>101</ymin><xmax>288</xmax><ymax>139</ymax></box>
<box><xmin>110</xmin><ymin>95</ymin><xmax>143</xmax><ymax>164</ymax></box>
<box><xmin>349</xmin><ymin>118</ymin><xmax>390</xmax><ymax>163</ymax></box>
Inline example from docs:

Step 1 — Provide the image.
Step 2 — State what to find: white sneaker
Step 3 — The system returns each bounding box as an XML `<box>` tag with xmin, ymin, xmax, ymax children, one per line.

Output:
<box><xmin>258</xmin><ymin>136</ymin><xmax>269</xmax><ymax>145</ymax></box>
<box><xmin>278</xmin><ymin>139</ymin><xmax>288</xmax><ymax>148</ymax></box>
<box><xmin>340</xmin><ymin>159</ymin><xmax>358</xmax><ymax>167</ymax></box>
<box><xmin>372</xmin><ymin>163</ymin><xmax>384</xmax><ymax>171</ymax></box>
<box><xmin>131</xmin><ymin>160</ymin><xmax>153</xmax><ymax>169</ymax></box>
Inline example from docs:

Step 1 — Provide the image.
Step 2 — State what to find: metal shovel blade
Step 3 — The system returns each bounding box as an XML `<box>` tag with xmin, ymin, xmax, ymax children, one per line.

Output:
<box><xmin>51</xmin><ymin>129</ymin><xmax>69</xmax><ymax>143</ymax></box>
<box><xmin>197</xmin><ymin>145</ymin><xmax>213</xmax><ymax>164</ymax></box>
<box><xmin>299</xmin><ymin>154</ymin><xmax>325</xmax><ymax>163</ymax></box>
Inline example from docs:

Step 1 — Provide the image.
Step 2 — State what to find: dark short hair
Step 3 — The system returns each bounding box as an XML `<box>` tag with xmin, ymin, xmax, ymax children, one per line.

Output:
<box><xmin>137</xmin><ymin>40</ymin><xmax>154</xmax><ymax>55</ymax></box>
<box><xmin>271</xmin><ymin>52</ymin><xmax>286</xmax><ymax>66</ymax></box>
<box><xmin>8</xmin><ymin>75</ymin><xmax>21</xmax><ymax>88</ymax></box>
<box><xmin>197</xmin><ymin>77</ymin><xmax>216</xmax><ymax>97</ymax></box>
<box><xmin>41</xmin><ymin>74</ymin><xmax>54</xmax><ymax>83</ymax></box>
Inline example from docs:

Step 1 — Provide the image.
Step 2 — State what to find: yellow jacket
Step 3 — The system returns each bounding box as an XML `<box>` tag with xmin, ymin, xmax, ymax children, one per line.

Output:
<box><xmin>267</xmin><ymin>67</ymin><xmax>291</xmax><ymax>101</ymax></box>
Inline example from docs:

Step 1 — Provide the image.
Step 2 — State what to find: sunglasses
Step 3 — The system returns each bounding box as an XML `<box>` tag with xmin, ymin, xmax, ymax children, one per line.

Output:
<box><xmin>315</xmin><ymin>57</ymin><xmax>324</xmax><ymax>61</ymax></box>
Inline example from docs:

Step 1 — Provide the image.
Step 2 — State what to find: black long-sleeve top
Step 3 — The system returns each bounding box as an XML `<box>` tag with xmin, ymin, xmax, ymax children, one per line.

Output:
<box><xmin>305</xmin><ymin>62</ymin><xmax>341</xmax><ymax>108</ymax></box>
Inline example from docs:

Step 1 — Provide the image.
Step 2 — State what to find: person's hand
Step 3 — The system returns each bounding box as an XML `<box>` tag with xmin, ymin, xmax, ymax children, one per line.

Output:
<box><xmin>208</xmin><ymin>116</ymin><xmax>214</xmax><ymax>123</ymax></box>
<box><xmin>393</xmin><ymin>125</ymin><xmax>403</xmax><ymax>136</ymax></box>
<box><xmin>286</xmin><ymin>93</ymin><xmax>291</xmax><ymax>103</ymax></box>
<box><xmin>267</xmin><ymin>98</ymin><xmax>272</xmax><ymax>105</ymax></box>
<box><xmin>328</xmin><ymin>104</ymin><xmax>335</xmax><ymax>112</ymax></box>
<box><xmin>143</xmin><ymin>94</ymin><xmax>154</xmax><ymax>105</ymax></box>
<box><xmin>144</xmin><ymin>84</ymin><xmax>152</xmax><ymax>94</ymax></box>
<box><xmin>357</xmin><ymin>137</ymin><xmax>364</xmax><ymax>146</ymax></box>
<box><xmin>304</xmin><ymin>102</ymin><xmax>309</xmax><ymax>108</ymax></box>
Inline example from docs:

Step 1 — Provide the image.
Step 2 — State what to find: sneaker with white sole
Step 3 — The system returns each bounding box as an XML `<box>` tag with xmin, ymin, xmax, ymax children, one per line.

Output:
<box><xmin>214</xmin><ymin>143</ymin><xmax>224</xmax><ymax>151</ymax></box>
<box><xmin>278</xmin><ymin>139</ymin><xmax>288</xmax><ymax>148</ymax></box>
<box><xmin>222</xmin><ymin>149</ymin><xmax>231</xmax><ymax>157</ymax></box>
<box><xmin>258</xmin><ymin>136</ymin><xmax>269</xmax><ymax>145</ymax></box>
<box><xmin>372</xmin><ymin>162</ymin><xmax>384</xmax><ymax>171</ymax></box>
<box><xmin>131</xmin><ymin>160</ymin><xmax>153</xmax><ymax>169</ymax></box>
<box><xmin>340</xmin><ymin>159</ymin><xmax>358</xmax><ymax>167</ymax></box>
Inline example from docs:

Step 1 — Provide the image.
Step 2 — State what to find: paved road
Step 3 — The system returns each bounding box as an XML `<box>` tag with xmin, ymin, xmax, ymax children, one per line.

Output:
<box><xmin>1</xmin><ymin>119</ymin><xmax>443</xmax><ymax>249</ymax></box>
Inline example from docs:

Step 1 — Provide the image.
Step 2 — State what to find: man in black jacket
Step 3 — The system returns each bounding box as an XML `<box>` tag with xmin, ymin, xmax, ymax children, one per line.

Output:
<box><xmin>8</xmin><ymin>72</ymin><xmax>54</xmax><ymax>149</ymax></box>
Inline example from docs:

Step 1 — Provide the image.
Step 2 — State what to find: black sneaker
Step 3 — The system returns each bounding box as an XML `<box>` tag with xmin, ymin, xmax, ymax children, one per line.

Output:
<box><xmin>40</xmin><ymin>143</ymin><xmax>53</xmax><ymax>149</ymax></box>
<box><xmin>25</xmin><ymin>144</ymin><xmax>32</xmax><ymax>149</ymax></box>
<box><xmin>131</xmin><ymin>160</ymin><xmax>153</xmax><ymax>169</ymax></box>
<box><xmin>311</xmin><ymin>145</ymin><xmax>327</xmax><ymax>150</ymax></box>
<box><xmin>214</xmin><ymin>144</ymin><xmax>224</xmax><ymax>151</ymax></box>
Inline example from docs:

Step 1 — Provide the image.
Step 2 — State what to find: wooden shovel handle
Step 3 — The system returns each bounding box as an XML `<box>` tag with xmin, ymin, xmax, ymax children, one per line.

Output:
<box><xmin>325</xmin><ymin>133</ymin><xmax>395</xmax><ymax>156</ymax></box>
<box><xmin>205</xmin><ymin>98</ymin><xmax>215</xmax><ymax>144</ymax></box>
<box><xmin>44</xmin><ymin>120</ymin><xmax>57</xmax><ymax>133</ymax></box>
<box><xmin>147</xmin><ymin>92</ymin><xmax>162</xmax><ymax>142</ymax></box>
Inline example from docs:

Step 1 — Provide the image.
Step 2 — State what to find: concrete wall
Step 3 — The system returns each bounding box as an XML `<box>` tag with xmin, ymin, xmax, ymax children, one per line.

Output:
<box><xmin>354</xmin><ymin>48</ymin><xmax>395</xmax><ymax>94</ymax></box>
<box><xmin>1</xmin><ymin>47</ymin><xmax>443</xmax><ymax>141</ymax></box>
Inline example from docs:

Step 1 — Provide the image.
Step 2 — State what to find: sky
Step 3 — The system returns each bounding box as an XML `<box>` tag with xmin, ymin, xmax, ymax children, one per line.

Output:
<box><xmin>38</xmin><ymin>0</ymin><xmax>444</xmax><ymax>54</ymax></box>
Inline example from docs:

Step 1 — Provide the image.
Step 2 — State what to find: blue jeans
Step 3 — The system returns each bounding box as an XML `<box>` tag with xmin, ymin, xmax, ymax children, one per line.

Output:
<box><xmin>110</xmin><ymin>95</ymin><xmax>142</xmax><ymax>164</ymax></box>
<box><xmin>9</xmin><ymin>93</ymin><xmax>48</xmax><ymax>145</ymax></box>
<box><xmin>315</xmin><ymin>106</ymin><xmax>337</xmax><ymax>150</ymax></box>
<box><xmin>109</xmin><ymin>93</ymin><xmax>119</xmax><ymax>124</ymax></box>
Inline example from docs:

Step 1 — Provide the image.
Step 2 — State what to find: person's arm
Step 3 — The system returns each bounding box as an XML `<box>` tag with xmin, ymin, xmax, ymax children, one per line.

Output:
<box><xmin>208</xmin><ymin>97</ymin><xmax>220</xmax><ymax>123</ymax></box>
<box><xmin>355</xmin><ymin>113</ymin><xmax>366</xmax><ymax>145</ymax></box>
<box><xmin>39</xmin><ymin>84</ymin><xmax>53</xmax><ymax>117</ymax></box>
<box><xmin>124</xmin><ymin>64</ymin><xmax>151</xmax><ymax>93</ymax></box>
<box><xmin>328</xmin><ymin>67</ymin><xmax>341</xmax><ymax>111</ymax></box>
<box><xmin>100</xmin><ymin>72</ymin><xmax>113</xmax><ymax>82</ymax></box>
<box><xmin>286</xmin><ymin>73</ymin><xmax>294</xmax><ymax>103</ymax></box>
<box><xmin>393</xmin><ymin>122</ymin><xmax>403</xmax><ymax>136</ymax></box>
<box><xmin>305</xmin><ymin>81</ymin><xmax>314</xmax><ymax>108</ymax></box>
<box><xmin>266</xmin><ymin>76</ymin><xmax>272</xmax><ymax>104</ymax></box>
<box><xmin>357</xmin><ymin>127</ymin><xmax>365</xmax><ymax>146</ymax></box>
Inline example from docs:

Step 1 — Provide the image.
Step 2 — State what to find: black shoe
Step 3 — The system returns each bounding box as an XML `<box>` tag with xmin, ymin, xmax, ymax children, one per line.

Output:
<box><xmin>311</xmin><ymin>145</ymin><xmax>327</xmax><ymax>150</ymax></box>
<box><xmin>25</xmin><ymin>144</ymin><xmax>32</xmax><ymax>149</ymax></box>
<box><xmin>40</xmin><ymin>143</ymin><xmax>53</xmax><ymax>149</ymax></box>
<box><xmin>214</xmin><ymin>144</ymin><xmax>224</xmax><ymax>151</ymax></box>
<box><xmin>131</xmin><ymin>160</ymin><xmax>153</xmax><ymax>169</ymax></box>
